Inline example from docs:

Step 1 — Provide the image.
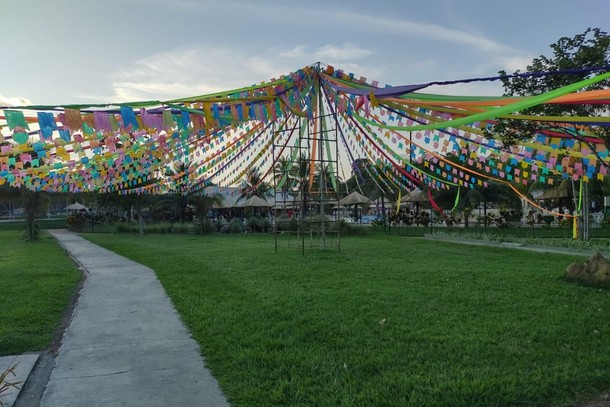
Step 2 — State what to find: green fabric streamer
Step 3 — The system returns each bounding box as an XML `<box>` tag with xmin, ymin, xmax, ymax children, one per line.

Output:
<box><xmin>451</xmin><ymin>187</ymin><xmax>461</xmax><ymax>211</ymax></box>
<box><xmin>578</xmin><ymin>179</ymin><xmax>583</xmax><ymax>213</ymax></box>
<box><xmin>354</xmin><ymin>71</ymin><xmax>610</xmax><ymax>132</ymax></box>
<box><xmin>321</xmin><ymin>115</ymin><xmax>338</xmax><ymax>191</ymax></box>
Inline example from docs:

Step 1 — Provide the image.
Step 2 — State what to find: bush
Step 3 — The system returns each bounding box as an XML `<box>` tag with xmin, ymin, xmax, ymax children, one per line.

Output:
<box><xmin>114</xmin><ymin>222</ymin><xmax>192</xmax><ymax>235</ymax></box>
<box><xmin>229</xmin><ymin>219</ymin><xmax>244</xmax><ymax>233</ymax></box>
<box><xmin>194</xmin><ymin>218</ymin><xmax>213</xmax><ymax>235</ymax></box>
<box><xmin>370</xmin><ymin>216</ymin><xmax>386</xmax><ymax>231</ymax></box>
<box><xmin>214</xmin><ymin>219</ymin><xmax>227</xmax><ymax>232</ymax></box>
<box><xmin>258</xmin><ymin>218</ymin><xmax>272</xmax><ymax>233</ymax></box>
<box><xmin>339</xmin><ymin>221</ymin><xmax>368</xmax><ymax>236</ymax></box>
<box><xmin>275</xmin><ymin>215</ymin><xmax>299</xmax><ymax>232</ymax></box>
<box><xmin>246</xmin><ymin>216</ymin><xmax>261</xmax><ymax>232</ymax></box>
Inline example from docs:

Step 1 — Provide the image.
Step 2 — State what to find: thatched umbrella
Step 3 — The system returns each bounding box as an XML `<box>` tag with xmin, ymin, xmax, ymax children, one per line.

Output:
<box><xmin>339</xmin><ymin>191</ymin><xmax>370</xmax><ymax>206</ymax></box>
<box><xmin>339</xmin><ymin>192</ymin><xmax>370</xmax><ymax>222</ymax></box>
<box><xmin>400</xmin><ymin>189</ymin><xmax>430</xmax><ymax>203</ymax></box>
<box><xmin>237</xmin><ymin>195</ymin><xmax>273</xmax><ymax>208</ymax></box>
<box><xmin>65</xmin><ymin>202</ymin><xmax>88</xmax><ymax>212</ymax></box>
<box><xmin>400</xmin><ymin>189</ymin><xmax>430</xmax><ymax>214</ymax></box>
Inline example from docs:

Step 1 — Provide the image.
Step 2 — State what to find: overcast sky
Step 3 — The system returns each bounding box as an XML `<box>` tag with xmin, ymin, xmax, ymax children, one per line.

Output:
<box><xmin>0</xmin><ymin>0</ymin><xmax>607</xmax><ymax>106</ymax></box>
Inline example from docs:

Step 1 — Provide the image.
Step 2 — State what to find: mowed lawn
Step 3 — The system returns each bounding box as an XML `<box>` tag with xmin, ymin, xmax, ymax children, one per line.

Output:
<box><xmin>84</xmin><ymin>233</ymin><xmax>610</xmax><ymax>407</ymax></box>
<box><xmin>0</xmin><ymin>231</ymin><xmax>81</xmax><ymax>355</ymax></box>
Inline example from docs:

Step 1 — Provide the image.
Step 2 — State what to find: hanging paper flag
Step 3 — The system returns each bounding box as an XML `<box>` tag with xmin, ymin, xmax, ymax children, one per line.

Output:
<box><xmin>37</xmin><ymin>112</ymin><xmax>57</xmax><ymax>138</ymax></box>
<box><xmin>191</xmin><ymin>111</ymin><xmax>205</xmax><ymax>131</ymax></box>
<box><xmin>162</xmin><ymin>110</ymin><xmax>175</xmax><ymax>130</ymax></box>
<box><xmin>64</xmin><ymin>108</ymin><xmax>83</xmax><ymax>131</ymax></box>
<box><xmin>181</xmin><ymin>111</ymin><xmax>191</xmax><ymax>129</ymax></box>
<box><xmin>4</xmin><ymin>110</ymin><xmax>29</xmax><ymax>130</ymax></box>
<box><xmin>13</xmin><ymin>131</ymin><xmax>28</xmax><ymax>145</ymax></box>
<box><xmin>93</xmin><ymin>111</ymin><xmax>111</xmax><ymax>131</ymax></box>
<box><xmin>59</xmin><ymin>129</ymin><xmax>71</xmax><ymax>142</ymax></box>
<box><xmin>120</xmin><ymin>106</ymin><xmax>139</xmax><ymax>130</ymax></box>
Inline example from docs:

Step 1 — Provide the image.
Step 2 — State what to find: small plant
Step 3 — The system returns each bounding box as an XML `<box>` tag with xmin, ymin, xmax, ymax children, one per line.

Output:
<box><xmin>229</xmin><ymin>219</ymin><xmax>244</xmax><ymax>233</ymax></box>
<box><xmin>258</xmin><ymin>218</ymin><xmax>271</xmax><ymax>233</ymax></box>
<box><xmin>246</xmin><ymin>216</ymin><xmax>262</xmax><ymax>232</ymax></box>
<box><xmin>213</xmin><ymin>219</ymin><xmax>227</xmax><ymax>232</ymax></box>
<box><xmin>22</xmin><ymin>220</ymin><xmax>40</xmax><ymax>242</ymax></box>
<box><xmin>370</xmin><ymin>216</ymin><xmax>386</xmax><ymax>231</ymax></box>
<box><xmin>194</xmin><ymin>218</ymin><xmax>213</xmax><ymax>235</ymax></box>
<box><xmin>0</xmin><ymin>363</ymin><xmax>21</xmax><ymax>406</ymax></box>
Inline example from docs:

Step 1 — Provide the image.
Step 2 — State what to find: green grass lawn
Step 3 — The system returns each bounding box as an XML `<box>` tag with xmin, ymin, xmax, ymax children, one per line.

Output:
<box><xmin>83</xmin><ymin>233</ymin><xmax>610</xmax><ymax>407</ymax></box>
<box><xmin>0</xmin><ymin>231</ymin><xmax>81</xmax><ymax>355</ymax></box>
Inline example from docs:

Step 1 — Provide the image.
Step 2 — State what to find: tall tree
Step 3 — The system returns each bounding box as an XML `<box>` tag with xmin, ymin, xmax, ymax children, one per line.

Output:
<box><xmin>490</xmin><ymin>28</ymin><xmax>610</xmax><ymax>146</ymax></box>
<box><xmin>163</xmin><ymin>161</ymin><xmax>194</xmax><ymax>223</ymax></box>
<box><xmin>22</xmin><ymin>189</ymin><xmax>48</xmax><ymax>242</ymax></box>
<box><xmin>238</xmin><ymin>168</ymin><xmax>273</xmax><ymax>201</ymax></box>
<box><xmin>189</xmin><ymin>191</ymin><xmax>223</xmax><ymax>234</ymax></box>
<box><xmin>490</xmin><ymin>28</ymin><xmax>610</xmax><ymax>239</ymax></box>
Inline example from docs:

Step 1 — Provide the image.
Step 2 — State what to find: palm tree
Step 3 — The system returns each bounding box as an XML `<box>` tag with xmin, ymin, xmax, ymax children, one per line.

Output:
<box><xmin>189</xmin><ymin>191</ymin><xmax>223</xmax><ymax>234</ymax></box>
<box><xmin>162</xmin><ymin>161</ymin><xmax>195</xmax><ymax>223</ymax></box>
<box><xmin>238</xmin><ymin>168</ymin><xmax>273</xmax><ymax>201</ymax></box>
<box><xmin>290</xmin><ymin>155</ymin><xmax>311</xmax><ymax>219</ymax></box>
<box><xmin>274</xmin><ymin>157</ymin><xmax>293</xmax><ymax>191</ymax></box>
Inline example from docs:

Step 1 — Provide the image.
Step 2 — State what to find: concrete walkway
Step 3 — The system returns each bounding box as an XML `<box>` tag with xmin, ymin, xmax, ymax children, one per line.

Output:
<box><xmin>39</xmin><ymin>230</ymin><xmax>229</xmax><ymax>407</ymax></box>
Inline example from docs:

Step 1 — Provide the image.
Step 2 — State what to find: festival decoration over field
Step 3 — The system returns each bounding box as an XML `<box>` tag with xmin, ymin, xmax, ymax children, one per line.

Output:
<box><xmin>1</xmin><ymin>63</ymin><xmax>610</xmax><ymax>220</ymax></box>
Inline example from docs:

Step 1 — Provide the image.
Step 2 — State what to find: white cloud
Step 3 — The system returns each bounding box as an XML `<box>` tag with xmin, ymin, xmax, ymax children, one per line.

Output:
<box><xmin>0</xmin><ymin>95</ymin><xmax>32</xmax><ymax>107</ymax></box>
<box><xmin>493</xmin><ymin>56</ymin><xmax>533</xmax><ymax>73</ymax></box>
<box><xmin>108</xmin><ymin>42</ymin><xmax>381</xmax><ymax>102</ymax></box>
<box><xmin>279</xmin><ymin>45</ymin><xmax>308</xmax><ymax>58</ymax></box>
<box><xmin>280</xmin><ymin>43</ymin><xmax>373</xmax><ymax>63</ymax></box>
<box><xmin>110</xmin><ymin>46</ymin><xmax>291</xmax><ymax>102</ymax></box>
<box><xmin>314</xmin><ymin>43</ymin><xmax>372</xmax><ymax>61</ymax></box>
<box><xmin>332</xmin><ymin>11</ymin><xmax>517</xmax><ymax>54</ymax></box>
<box><xmin>427</xmin><ymin>81</ymin><xmax>504</xmax><ymax>97</ymax></box>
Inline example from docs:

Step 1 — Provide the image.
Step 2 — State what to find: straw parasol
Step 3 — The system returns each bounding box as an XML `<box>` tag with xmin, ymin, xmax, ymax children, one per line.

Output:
<box><xmin>400</xmin><ymin>189</ymin><xmax>430</xmax><ymax>203</ymax></box>
<box><xmin>237</xmin><ymin>195</ymin><xmax>273</xmax><ymax>208</ymax></box>
<box><xmin>65</xmin><ymin>202</ymin><xmax>88</xmax><ymax>211</ymax></box>
<box><xmin>339</xmin><ymin>191</ymin><xmax>370</xmax><ymax>222</ymax></box>
<box><xmin>339</xmin><ymin>191</ymin><xmax>370</xmax><ymax>206</ymax></box>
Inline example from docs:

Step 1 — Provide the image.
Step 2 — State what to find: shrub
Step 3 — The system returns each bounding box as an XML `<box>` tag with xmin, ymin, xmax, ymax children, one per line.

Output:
<box><xmin>246</xmin><ymin>216</ymin><xmax>261</xmax><ymax>232</ymax></box>
<box><xmin>275</xmin><ymin>215</ymin><xmax>299</xmax><ymax>232</ymax></box>
<box><xmin>194</xmin><ymin>218</ymin><xmax>213</xmax><ymax>235</ymax></box>
<box><xmin>339</xmin><ymin>221</ymin><xmax>368</xmax><ymax>236</ymax></box>
<box><xmin>213</xmin><ymin>219</ymin><xmax>227</xmax><ymax>232</ymax></box>
<box><xmin>370</xmin><ymin>216</ymin><xmax>386</xmax><ymax>231</ymax></box>
<box><xmin>229</xmin><ymin>219</ymin><xmax>244</xmax><ymax>233</ymax></box>
<box><xmin>258</xmin><ymin>218</ymin><xmax>272</xmax><ymax>233</ymax></box>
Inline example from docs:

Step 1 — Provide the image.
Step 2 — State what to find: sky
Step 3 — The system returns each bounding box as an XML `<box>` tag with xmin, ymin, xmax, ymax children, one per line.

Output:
<box><xmin>0</xmin><ymin>0</ymin><xmax>607</xmax><ymax>106</ymax></box>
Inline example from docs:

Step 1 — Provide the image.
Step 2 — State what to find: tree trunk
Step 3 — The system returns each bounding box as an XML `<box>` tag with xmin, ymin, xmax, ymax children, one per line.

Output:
<box><xmin>137</xmin><ymin>197</ymin><xmax>144</xmax><ymax>237</ymax></box>
<box><xmin>583</xmin><ymin>182</ymin><xmax>590</xmax><ymax>241</ymax></box>
<box><xmin>23</xmin><ymin>190</ymin><xmax>41</xmax><ymax>242</ymax></box>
